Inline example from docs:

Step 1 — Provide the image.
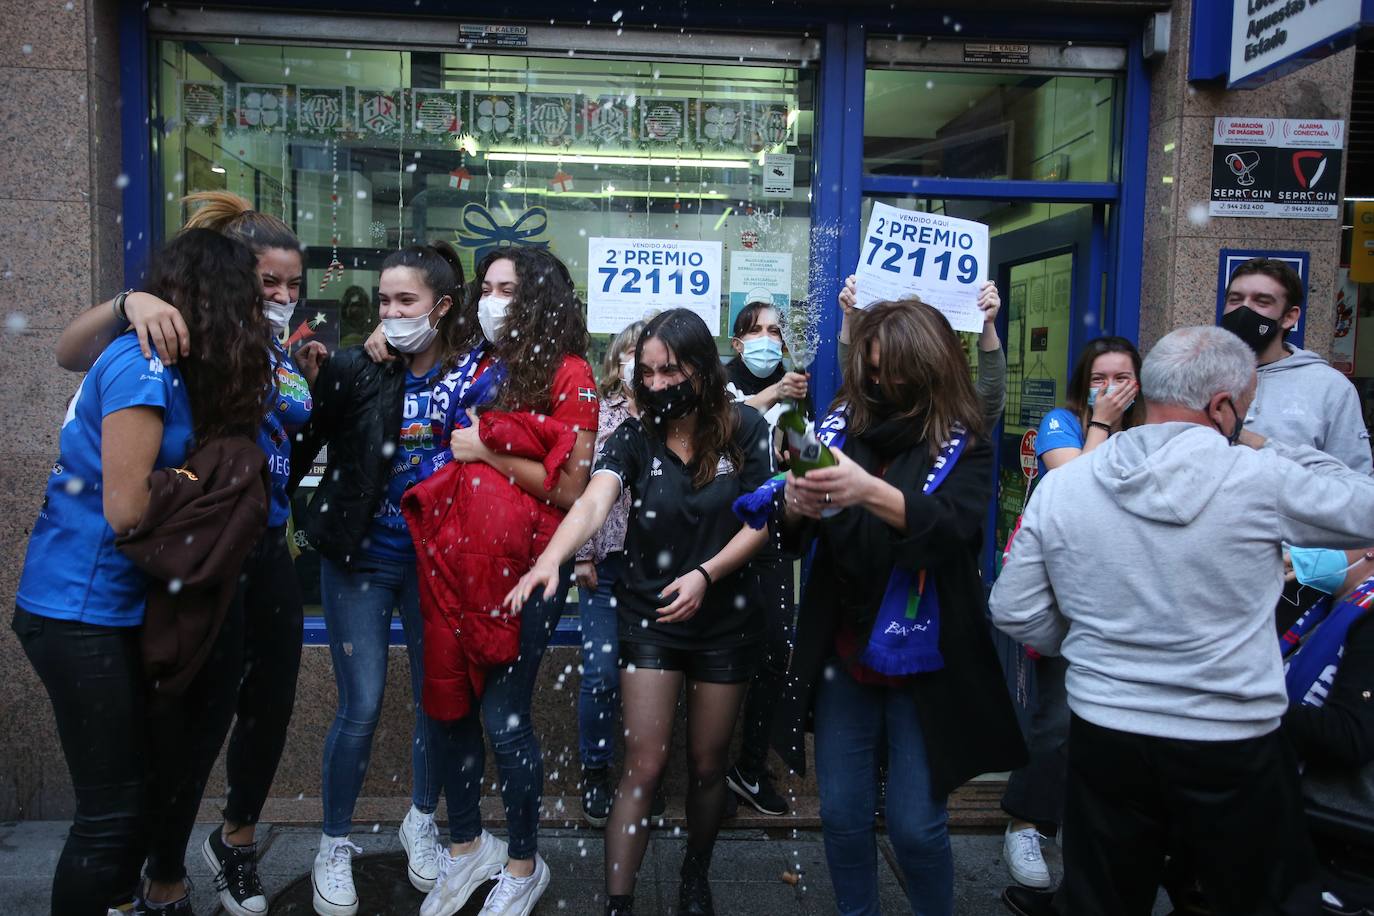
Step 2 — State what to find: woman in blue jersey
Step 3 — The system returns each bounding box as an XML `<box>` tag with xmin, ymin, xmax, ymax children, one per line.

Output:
<box><xmin>1000</xmin><ymin>335</ymin><xmax>1142</xmax><ymax>891</ymax></box>
<box><xmin>15</xmin><ymin>228</ymin><xmax>272</xmax><ymax>916</ymax></box>
<box><xmin>55</xmin><ymin>192</ymin><xmax>320</xmax><ymax>916</ymax></box>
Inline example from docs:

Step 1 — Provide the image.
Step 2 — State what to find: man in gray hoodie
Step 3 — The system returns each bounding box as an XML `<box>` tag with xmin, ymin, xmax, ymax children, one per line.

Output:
<box><xmin>1220</xmin><ymin>257</ymin><xmax>1371</xmax><ymax>474</ymax></box>
<box><xmin>990</xmin><ymin>326</ymin><xmax>1374</xmax><ymax>916</ymax></box>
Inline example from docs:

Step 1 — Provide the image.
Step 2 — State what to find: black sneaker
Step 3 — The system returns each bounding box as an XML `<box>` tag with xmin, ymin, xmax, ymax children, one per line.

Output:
<box><xmin>1001</xmin><ymin>885</ymin><xmax>1056</xmax><ymax>916</ymax></box>
<box><xmin>133</xmin><ymin>882</ymin><xmax>195</xmax><ymax>916</ymax></box>
<box><xmin>606</xmin><ymin>894</ymin><xmax>635</xmax><ymax>915</ymax></box>
<box><xmin>202</xmin><ymin>828</ymin><xmax>268</xmax><ymax>916</ymax></box>
<box><xmin>583</xmin><ymin>766</ymin><xmax>612</xmax><ymax>828</ymax></box>
<box><xmin>726</xmin><ymin>765</ymin><xmax>789</xmax><ymax>816</ymax></box>
<box><xmin>678</xmin><ymin>855</ymin><xmax>715</xmax><ymax>916</ymax></box>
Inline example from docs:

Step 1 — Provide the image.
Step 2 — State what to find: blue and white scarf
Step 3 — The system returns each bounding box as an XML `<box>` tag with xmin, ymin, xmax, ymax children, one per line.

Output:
<box><xmin>731</xmin><ymin>403</ymin><xmax>968</xmax><ymax>675</ymax></box>
<box><xmin>1282</xmin><ymin>576</ymin><xmax>1374</xmax><ymax>708</ymax></box>
<box><xmin>417</xmin><ymin>344</ymin><xmax>506</xmax><ymax>481</ymax></box>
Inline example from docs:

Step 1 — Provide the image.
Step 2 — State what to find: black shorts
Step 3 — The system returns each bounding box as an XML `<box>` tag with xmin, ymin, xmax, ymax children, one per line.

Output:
<box><xmin>618</xmin><ymin>640</ymin><xmax>757</xmax><ymax>684</ymax></box>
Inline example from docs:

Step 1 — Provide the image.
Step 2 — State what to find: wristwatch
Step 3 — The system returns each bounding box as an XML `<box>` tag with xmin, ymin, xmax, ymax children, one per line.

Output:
<box><xmin>1087</xmin><ymin>420</ymin><xmax>1113</xmax><ymax>434</ymax></box>
<box><xmin>112</xmin><ymin>289</ymin><xmax>135</xmax><ymax>325</ymax></box>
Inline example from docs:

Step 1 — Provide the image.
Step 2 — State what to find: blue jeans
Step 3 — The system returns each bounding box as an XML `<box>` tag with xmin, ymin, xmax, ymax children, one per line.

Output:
<box><xmin>320</xmin><ymin>555</ymin><xmax>440</xmax><ymax>837</ymax></box>
<box><xmin>815</xmin><ymin>662</ymin><xmax>953</xmax><ymax>916</ymax></box>
<box><xmin>578</xmin><ymin>552</ymin><xmax>623</xmax><ymax>769</ymax></box>
<box><xmin>437</xmin><ymin>565</ymin><xmax>570</xmax><ymax>860</ymax></box>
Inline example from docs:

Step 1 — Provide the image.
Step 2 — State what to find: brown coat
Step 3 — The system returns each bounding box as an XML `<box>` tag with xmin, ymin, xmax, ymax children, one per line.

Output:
<box><xmin>116</xmin><ymin>436</ymin><xmax>268</xmax><ymax>696</ymax></box>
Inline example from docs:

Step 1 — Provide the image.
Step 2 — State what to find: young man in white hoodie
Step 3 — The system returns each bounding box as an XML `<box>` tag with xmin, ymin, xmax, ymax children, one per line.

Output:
<box><xmin>1220</xmin><ymin>257</ymin><xmax>1372</xmax><ymax>474</ymax></box>
<box><xmin>990</xmin><ymin>326</ymin><xmax>1374</xmax><ymax>916</ymax></box>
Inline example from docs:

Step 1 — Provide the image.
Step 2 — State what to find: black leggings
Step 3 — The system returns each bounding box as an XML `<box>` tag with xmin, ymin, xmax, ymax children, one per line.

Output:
<box><xmin>14</xmin><ymin>607</ymin><xmax>150</xmax><ymax>915</ymax></box>
<box><xmin>222</xmin><ymin>528</ymin><xmax>304</xmax><ymax>828</ymax></box>
<box><xmin>736</xmin><ymin>556</ymin><xmax>795</xmax><ymax>774</ymax></box>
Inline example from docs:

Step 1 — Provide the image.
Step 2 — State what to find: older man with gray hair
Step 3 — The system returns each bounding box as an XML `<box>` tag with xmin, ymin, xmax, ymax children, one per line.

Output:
<box><xmin>991</xmin><ymin>326</ymin><xmax>1374</xmax><ymax>916</ymax></box>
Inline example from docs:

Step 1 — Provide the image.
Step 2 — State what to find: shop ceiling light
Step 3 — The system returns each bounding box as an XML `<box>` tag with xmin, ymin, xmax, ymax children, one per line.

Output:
<box><xmin>485</xmin><ymin>151</ymin><xmax>752</xmax><ymax>170</ymax></box>
<box><xmin>210</xmin><ymin>164</ymin><xmax>226</xmax><ymax>174</ymax></box>
<box><xmin>501</xmin><ymin>186</ymin><xmax>728</xmax><ymax>200</ymax></box>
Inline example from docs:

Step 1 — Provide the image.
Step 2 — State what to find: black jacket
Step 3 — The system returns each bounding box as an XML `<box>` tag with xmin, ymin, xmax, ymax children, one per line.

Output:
<box><xmin>290</xmin><ymin>346</ymin><xmax>406</xmax><ymax>567</ymax></box>
<box><xmin>771</xmin><ymin>431</ymin><xmax>1027</xmax><ymax>797</ymax></box>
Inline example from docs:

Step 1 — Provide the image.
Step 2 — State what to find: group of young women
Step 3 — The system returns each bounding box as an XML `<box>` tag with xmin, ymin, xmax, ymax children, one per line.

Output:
<box><xmin>19</xmin><ymin>188</ymin><xmax>1052</xmax><ymax>916</ymax></box>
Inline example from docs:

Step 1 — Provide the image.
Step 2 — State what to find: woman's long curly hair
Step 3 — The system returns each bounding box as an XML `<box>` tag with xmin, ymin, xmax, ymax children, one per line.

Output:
<box><xmin>836</xmin><ymin>298</ymin><xmax>984</xmax><ymax>456</ymax></box>
<box><xmin>144</xmin><ymin>229</ymin><xmax>272</xmax><ymax>443</ymax></box>
<box><xmin>634</xmin><ymin>309</ymin><xmax>740</xmax><ymax>489</ymax></box>
<box><xmin>473</xmin><ymin>247</ymin><xmax>589</xmax><ymax>412</ymax></box>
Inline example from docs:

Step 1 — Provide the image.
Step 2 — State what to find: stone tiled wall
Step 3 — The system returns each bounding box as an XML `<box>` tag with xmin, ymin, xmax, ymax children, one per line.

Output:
<box><xmin>1142</xmin><ymin>0</ymin><xmax>1355</xmax><ymax>353</ymax></box>
<box><xmin>0</xmin><ymin>0</ymin><xmax>124</xmax><ymax>819</ymax></box>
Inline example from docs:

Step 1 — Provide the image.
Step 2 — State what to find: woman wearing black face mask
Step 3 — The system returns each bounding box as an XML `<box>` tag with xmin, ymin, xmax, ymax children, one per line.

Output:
<box><xmin>507</xmin><ymin>308</ymin><xmax>775</xmax><ymax>916</ymax></box>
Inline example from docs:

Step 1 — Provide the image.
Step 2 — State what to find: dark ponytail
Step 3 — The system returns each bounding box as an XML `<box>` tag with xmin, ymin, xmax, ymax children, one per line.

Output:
<box><xmin>380</xmin><ymin>240</ymin><xmax>478</xmax><ymax>370</ymax></box>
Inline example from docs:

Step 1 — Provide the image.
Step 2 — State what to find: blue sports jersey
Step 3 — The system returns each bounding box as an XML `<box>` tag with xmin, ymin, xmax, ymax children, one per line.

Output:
<box><xmin>17</xmin><ymin>333</ymin><xmax>195</xmax><ymax>627</ymax></box>
<box><xmin>364</xmin><ymin>365</ymin><xmax>444</xmax><ymax>563</ymax></box>
<box><xmin>1035</xmin><ymin>407</ymin><xmax>1085</xmax><ymax>479</ymax></box>
<box><xmin>258</xmin><ymin>343</ymin><xmax>312</xmax><ymax>527</ymax></box>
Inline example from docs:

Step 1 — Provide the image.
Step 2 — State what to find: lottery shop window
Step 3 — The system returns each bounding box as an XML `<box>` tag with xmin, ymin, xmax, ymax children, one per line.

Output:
<box><xmin>155</xmin><ymin>39</ymin><xmax>817</xmax><ymax>366</ymax></box>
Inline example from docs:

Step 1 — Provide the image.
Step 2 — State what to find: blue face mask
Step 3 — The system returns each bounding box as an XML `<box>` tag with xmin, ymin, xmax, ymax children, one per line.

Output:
<box><xmin>1087</xmin><ymin>384</ymin><xmax>1136</xmax><ymax>412</ymax></box>
<box><xmin>1288</xmin><ymin>545</ymin><xmax>1359</xmax><ymax>594</ymax></box>
<box><xmin>740</xmin><ymin>337</ymin><xmax>783</xmax><ymax>379</ymax></box>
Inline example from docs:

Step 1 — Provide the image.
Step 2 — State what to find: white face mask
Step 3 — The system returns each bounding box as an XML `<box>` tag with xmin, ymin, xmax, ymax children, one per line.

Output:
<box><xmin>381</xmin><ymin>301</ymin><xmax>441</xmax><ymax>354</ymax></box>
<box><xmin>478</xmin><ymin>295</ymin><xmax>512</xmax><ymax>343</ymax></box>
<box><xmin>263</xmin><ymin>298</ymin><xmax>297</xmax><ymax>334</ymax></box>
<box><xmin>619</xmin><ymin>357</ymin><xmax>636</xmax><ymax>390</ymax></box>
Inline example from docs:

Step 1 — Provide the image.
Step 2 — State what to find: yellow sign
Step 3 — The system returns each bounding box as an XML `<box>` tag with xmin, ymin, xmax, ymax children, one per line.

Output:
<box><xmin>1353</xmin><ymin>201</ymin><xmax>1374</xmax><ymax>284</ymax></box>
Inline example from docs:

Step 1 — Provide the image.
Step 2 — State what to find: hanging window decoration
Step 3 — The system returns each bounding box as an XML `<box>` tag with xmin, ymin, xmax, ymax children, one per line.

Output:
<box><xmin>549</xmin><ymin>169</ymin><xmax>575</xmax><ymax>193</ymax></box>
<box><xmin>527</xmin><ymin>94</ymin><xmax>578</xmax><ymax>148</ymax></box>
<box><xmin>235</xmin><ymin>84</ymin><xmax>288</xmax><ymax>132</ymax></box>
<box><xmin>356</xmin><ymin>88</ymin><xmax>403</xmax><ymax>136</ymax></box>
<box><xmin>297</xmin><ymin>86</ymin><xmax>346</xmax><ymax>136</ymax></box>
<box><xmin>695</xmin><ymin>99</ymin><xmax>744</xmax><ymax>149</ymax></box>
<box><xmin>454</xmin><ymin>203</ymin><xmax>549</xmax><ymax>263</ymax></box>
<box><xmin>471</xmin><ymin>92</ymin><xmax>521</xmax><ymax>143</ymax></box>
<box><xmin>748</xmin><ymin>102</ymin><xmax>791</xmax><ymax>152</ymax></box>
<box><xmin>179</xmin><ymin>81</ymin><xmax>226</xmax><ymax>132</ymax></box>
<box><xmin>640</xmin><ymin>98</ymin><xmax>690</xmax><ymax>145</ymax></box>
<box><xmin>581</xmin><ymin>96</ymin><xmax>633</xmax><ymax>146</ymax></box>
<box><xmin>410</xmin><ymin>88</ymin><xmax>463</xmax><ymax>135</ymax></box>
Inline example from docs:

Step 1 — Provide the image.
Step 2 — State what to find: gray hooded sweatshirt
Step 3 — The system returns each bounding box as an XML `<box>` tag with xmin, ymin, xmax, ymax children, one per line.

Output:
<box><xmin>1247</xmin><ymin>346</ymin><xmax>1372</xmax><ymax>475</ymax></box>
<box><xmin>990</xmin><ymin>422</ymin><xmax>1374</xmax><ymax>742</ymax></box>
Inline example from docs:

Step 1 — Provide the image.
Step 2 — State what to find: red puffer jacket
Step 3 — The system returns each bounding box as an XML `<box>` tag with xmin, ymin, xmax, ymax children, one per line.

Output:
<box><xmin>402</xmin><ymin>410</ymin><xmax>576</xmax><ymax>722</ymax></box>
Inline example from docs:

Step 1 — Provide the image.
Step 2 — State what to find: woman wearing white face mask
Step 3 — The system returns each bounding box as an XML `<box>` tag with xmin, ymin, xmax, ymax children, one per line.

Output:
<box><xmin>724</xmin><ymin>301</ymin><xmax>809</xmax><ymax>429</ymax></box>
<box><xmin>52</xmin><ymin>191</ymin><xmax>321</xmax><ymax>916</ymax></box>
<box><xmin>291</xmin><ymin>241</ymin><xmax>480</xmax><ymax>916</ymax></box>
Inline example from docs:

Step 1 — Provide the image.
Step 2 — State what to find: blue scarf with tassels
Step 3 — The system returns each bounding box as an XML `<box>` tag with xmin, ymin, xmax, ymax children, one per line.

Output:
<box><xmin>417</xmin><ymin>344</ymin><xmax>507</xmax><ymax>481</ymax></box>
<box><xmin>732</xmin><ymin>404</ymin><xmax>967</xmax><ymax>675</ymax></box>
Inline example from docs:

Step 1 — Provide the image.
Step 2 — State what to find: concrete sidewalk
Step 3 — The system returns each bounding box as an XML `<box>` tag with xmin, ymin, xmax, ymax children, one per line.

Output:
<box><xmin>0</xmin><ymin>820</ymin><xmax>1172</xmax><ymax>915</ymax></box>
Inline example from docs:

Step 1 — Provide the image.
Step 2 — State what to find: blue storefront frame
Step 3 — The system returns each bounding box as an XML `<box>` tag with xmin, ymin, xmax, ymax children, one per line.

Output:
<box><xmin>117</xmin><ymin>4</ymin><xmax>1150</xmax><ymax>642</ymax></box>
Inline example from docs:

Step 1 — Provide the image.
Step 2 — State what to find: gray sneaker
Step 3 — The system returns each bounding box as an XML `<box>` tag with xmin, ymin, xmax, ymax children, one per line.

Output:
<box><xmin>420</xmin><ymin>831</ymin><xmax>508</xmax><ymax>916</ymax></box>
<box><xmin>478</xmin><ymin>855</ymin><xmax>550</xmax><ymax>916</ymax></box>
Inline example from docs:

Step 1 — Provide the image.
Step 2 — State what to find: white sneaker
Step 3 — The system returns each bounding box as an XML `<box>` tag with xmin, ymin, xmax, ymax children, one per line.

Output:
<box><xmin>1003</xmin><ymin>824</ymin><xmax>1052</xmax><ymax>889</ymax></box>
<box><xmin>399</xmin><ymin>805</ymin><xmax>443</xmax><ymax>892</ymax></box>
<box><xmin>420</xmin><ymin>831</ymin><xmax>509</xmax><ymax>916</ymax></box>
<box><xmin>479</xmin><ymin>856</ymin><xmax>550</xmax><ymax>916</ymax></box>
<box><xmin>312</xmin><ymin>834</ymin><xmax>362</xmax><ymax>916</ymax></box>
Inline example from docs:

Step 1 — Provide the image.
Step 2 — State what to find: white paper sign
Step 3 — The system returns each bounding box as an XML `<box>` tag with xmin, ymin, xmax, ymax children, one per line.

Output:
<box><xmin>854</xmin><ymin>202</ymin><xmax>989</xmax><ymax>333</ymax></box>
<box><xmin>761</xmin><ymin>152</ymin><xmax>795</xmax><ymax>198</ymax></box>
<box><xmin>587</xmin><ymin>237</ymin><xmax>722</xmax><ymax>334</ymax></box>
<box><xmin>728</xmin><ymin>250</ymin><xmax>792</xmax><ymax>315</ymax></box>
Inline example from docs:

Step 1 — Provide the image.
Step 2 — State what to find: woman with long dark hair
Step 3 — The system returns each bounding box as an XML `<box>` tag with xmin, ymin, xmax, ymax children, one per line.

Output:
<box><xmin>416</xmin><ymin>246</ymin><xmax>599</xmax><ymax>916</ymax></box>
<box><xmin>506</xmin><ymin>308</ymin><xmax>774</xmax><ymax>916</ymax></box>
<box><xmin>1035</xmin><ymin>336</ymin><xmax>1142</xmax><ymax>475</ymax></box>
<box><xmin>293</xmin><ymin>241</ymin><xmax>475</xmax><ymax>916</ymax></box>
<box><xmin>15</xmin><ymin>228</ymin><xmax>272</xmax><ymax>916</ymax></box>
<box><xmin>773</xmin><ymin>298</ymin><xmax>1025</xmax><ymax>916</ymax></box>
<box><xmin>53</xmin><ymin>191</ymin><xmax>319</xmax><ymax>916</ymax></box>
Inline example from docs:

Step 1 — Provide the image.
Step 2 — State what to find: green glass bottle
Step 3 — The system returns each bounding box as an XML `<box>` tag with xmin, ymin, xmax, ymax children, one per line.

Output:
<box><xmin>779</xmin><ymin>401</ymin><xmax>839</xmax><ymax>517</ymax></box>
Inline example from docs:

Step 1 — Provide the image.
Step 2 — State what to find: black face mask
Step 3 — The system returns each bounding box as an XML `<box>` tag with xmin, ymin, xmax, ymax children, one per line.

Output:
<box><xmin>864</xmin><ymin>378</ymin><xmax>894</xmax><ymax>416</ymax></box>
<box><xmin>643</xmin><ymin>378</ymin><xmax>699</xmax><ymax>420</ymax></box>
<box><xmin>1214</xmin><ymin>396</ymin><xmax>1244</xmax><ymax>446</ymax></box>
<box><xmin>1220</xmin><ymin>306</ymin><xmax>1282</xmax><ymax>355</ymax></box>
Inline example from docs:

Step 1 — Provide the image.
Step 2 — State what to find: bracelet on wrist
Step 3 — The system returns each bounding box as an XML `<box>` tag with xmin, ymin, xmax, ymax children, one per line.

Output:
<box><xmin>695</xmin><ymin>565</ymin><xmax>713</xmax><ymax>588</ymax></box>
<box><xmin>112</xmin><ymin>289</ymin><xmax>134</xmax><ymax>325</ymax></box>
<box><xmin>1087</xmin><ymin>420</ymin><xmax>1113</xmax><ymax>434</ymax></box>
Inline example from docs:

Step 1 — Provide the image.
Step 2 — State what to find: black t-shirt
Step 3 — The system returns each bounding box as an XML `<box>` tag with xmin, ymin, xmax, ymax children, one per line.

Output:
<box><xmin>594</xmin><ymin>404</ymin><xmax>775</xmax><ymax>649</ymax></box>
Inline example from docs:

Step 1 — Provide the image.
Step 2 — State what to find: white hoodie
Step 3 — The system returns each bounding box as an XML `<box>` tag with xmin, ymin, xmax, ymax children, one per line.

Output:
<box><xmin>991</xmin><ymin>422</ymin><xmax>1374</xmax><ymax>742</ymax></box>
<box><xmin>1249</xmin><ymin>346</ymin><xmax>1372</xmax><ymax>475</ymax></box>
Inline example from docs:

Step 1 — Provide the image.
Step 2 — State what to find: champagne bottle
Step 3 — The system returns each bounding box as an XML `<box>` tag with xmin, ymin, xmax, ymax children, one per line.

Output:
<box><xmin>779</xmin><ymin>400</ymin><xmax>840</xmax><ymax>516</ymax></box>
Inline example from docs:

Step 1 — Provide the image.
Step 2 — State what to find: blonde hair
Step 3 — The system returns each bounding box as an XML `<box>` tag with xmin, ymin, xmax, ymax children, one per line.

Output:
<box><xmin>182</xmin><ymin>191</ymin><xmax>301</xmax><ymax>255</ymax></box>
<box><xmin>599</xmin><ymin>320</ymin><xmax>646</xmax><ymax>398</ymax></box>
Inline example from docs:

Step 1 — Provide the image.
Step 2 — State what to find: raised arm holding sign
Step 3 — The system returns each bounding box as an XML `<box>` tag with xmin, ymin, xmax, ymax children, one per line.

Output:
<box><xmin>854</xmin><ymin>202</ymin><xmax>989</xmax><ymax>333</ymax></box>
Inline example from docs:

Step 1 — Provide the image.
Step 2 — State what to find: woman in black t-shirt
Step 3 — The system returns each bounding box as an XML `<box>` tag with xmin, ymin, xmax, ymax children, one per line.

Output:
<box><xmin>507</xmin><ymin>308</ymin><xmax>773</xmax><ymax>916</ymax></box>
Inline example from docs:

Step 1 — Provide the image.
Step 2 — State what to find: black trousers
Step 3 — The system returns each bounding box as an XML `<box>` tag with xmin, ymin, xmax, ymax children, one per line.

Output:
<box><xmin>1059</xmin><ymin>714</ymin><xmax>1320</xmax><ymax>916</ymax></box>
<box><xmin>737</xmin><ymin>554</ymin><xmax>795</xmax><ymax>774</ymax></box>
<box><xmin>222</xmin><ymin>527</ymin><xmax>304</xmax><ymax>827</ymax></box>
<box><xmin>144</xmin><ymin>590</ymin><xmax>245</xmax><ymax>882</ymax></box>
<box><xmin>14</xmin><ymin>607</ymin><xmax>150</xmax><ymax>915</ymax></box>
<box><xmin>1001</xmin><ymin>653</ymin><xmax>1069</xmax><ymax>831</ymax></box>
